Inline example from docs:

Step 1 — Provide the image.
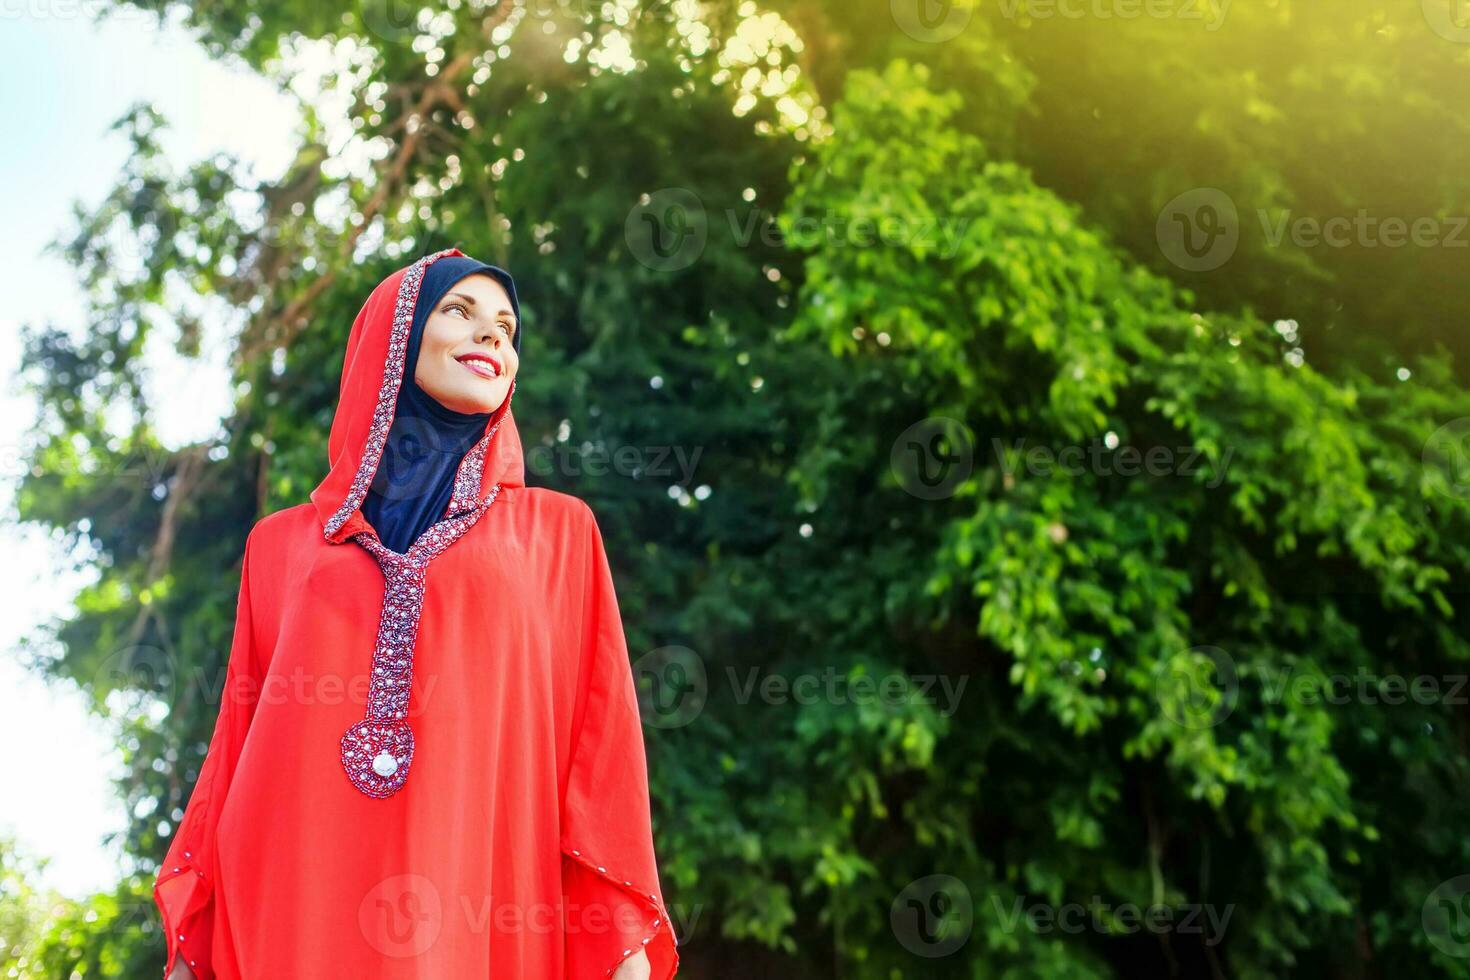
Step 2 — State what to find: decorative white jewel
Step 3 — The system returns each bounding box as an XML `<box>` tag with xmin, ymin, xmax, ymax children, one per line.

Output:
<box><xmin>372</xmin><ymin>752</ymin><xmax>398</xmax><ymax>776</ymax></box>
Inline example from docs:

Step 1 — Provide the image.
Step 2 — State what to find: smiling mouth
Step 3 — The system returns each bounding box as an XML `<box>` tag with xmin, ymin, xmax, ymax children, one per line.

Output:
<box><xmin>455</xmin><ymin>355</ymin><xmax>502</xmax><ymax>380</ymax></box>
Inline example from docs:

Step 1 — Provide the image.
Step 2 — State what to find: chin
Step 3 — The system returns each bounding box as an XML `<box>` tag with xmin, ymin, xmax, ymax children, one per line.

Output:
<box><xmin>457</xmin><ymin>384</ymin><xmax>507</xmax><ymax>414</ymax></box>
<box><xmin>420</xmin><ymin>370</ymin><xmax>510</xmax><ymax>414</ymax></box>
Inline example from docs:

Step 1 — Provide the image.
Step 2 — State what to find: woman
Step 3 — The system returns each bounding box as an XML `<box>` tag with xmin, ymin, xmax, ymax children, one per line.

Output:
<box><xmin>153</xmin><ymin>249</ymin><xmax>678</xmax><ymax>980</ymax></box>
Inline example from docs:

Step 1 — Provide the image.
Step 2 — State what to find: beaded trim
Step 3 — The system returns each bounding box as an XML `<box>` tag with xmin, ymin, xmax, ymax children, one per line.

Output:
<box><xmin>155</xmin><ymin>848</ymin><xmax>209</xmax><ymax>979</ymax></box>
<box><xmin>563</xmin><ymin>845</ymin><xmax>680</xmax><ymax>977</ymax></box>
<box><xmin>329</xmin><ymin>248</ymin><xmax>519</xmax><ymax>798</ymax></box>
<box><xmin>323</xmin><ymin>248</ymin><xmax>511</xmax><ymax>541</ymax></box>
<box><xmin>340</xmin><ymin>483</ymin><xmax>505</xmax><ymax>798</ymax></box>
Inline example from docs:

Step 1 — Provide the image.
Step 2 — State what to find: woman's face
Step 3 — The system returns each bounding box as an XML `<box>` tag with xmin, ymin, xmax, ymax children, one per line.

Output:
<box><xmin>414</xmin><ymin>273</ymin><xmax>519</xmax><ymax>414</ymax></box>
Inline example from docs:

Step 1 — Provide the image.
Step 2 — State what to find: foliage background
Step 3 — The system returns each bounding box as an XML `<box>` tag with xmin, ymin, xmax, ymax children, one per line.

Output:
<box><xmin>6</xmin><ymin>0</ymin><xmax>1470</xmax><ymax>977</ymax></box>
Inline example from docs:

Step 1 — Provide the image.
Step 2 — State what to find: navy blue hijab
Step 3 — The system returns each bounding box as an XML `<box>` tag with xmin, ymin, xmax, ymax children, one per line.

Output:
<box><xmin>361</xmin><ymin>255</ymin><xmax>521</xmax><ymax>554</ymax></box>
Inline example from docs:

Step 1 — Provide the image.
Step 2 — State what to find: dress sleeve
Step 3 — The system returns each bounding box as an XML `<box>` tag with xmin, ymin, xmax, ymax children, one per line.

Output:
<box><xmin>153</xmin><ymin>527</ymin><xmax>264</xmax><ymax>980</ymax></box>
<box><xmin>561</xmin><ymin>505</ymin><xmax>680</xmax><ymax>980</ymax></box>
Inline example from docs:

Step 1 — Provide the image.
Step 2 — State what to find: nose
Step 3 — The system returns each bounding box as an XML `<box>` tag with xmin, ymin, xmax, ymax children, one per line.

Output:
<box><xmin>474</xmin><ymin>321</ymin><xmax>502</xmax><ymax>347</ymax></box>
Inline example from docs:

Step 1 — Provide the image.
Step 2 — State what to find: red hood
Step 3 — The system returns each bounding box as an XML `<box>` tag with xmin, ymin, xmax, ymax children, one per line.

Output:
<box><xmin>310</xmin><ymin>248</ymin><xmax>525</xmax><ymax>545</ymax></box>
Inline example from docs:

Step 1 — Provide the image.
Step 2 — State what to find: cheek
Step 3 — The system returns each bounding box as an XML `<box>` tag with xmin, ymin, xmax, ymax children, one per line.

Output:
<box><xmin>415</xmin><ymin>318</ymin><xmax>463</xmax><ymax>386</ymax></box>
<box><xmin>421</xmin><ymin>322</ymin><xmax>463</xmax><ymax>366</ymax></box>
<box><xmin>421</xmin><ymin>316</ymin><xmax>459</xmax><ymax>356</ymax></box>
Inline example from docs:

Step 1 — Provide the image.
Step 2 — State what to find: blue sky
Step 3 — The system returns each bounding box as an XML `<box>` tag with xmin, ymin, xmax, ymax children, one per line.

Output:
<box><xmin>0</xmin><ymin>8</ymin><xmax>296</xmax><ymax>898</ymax></box>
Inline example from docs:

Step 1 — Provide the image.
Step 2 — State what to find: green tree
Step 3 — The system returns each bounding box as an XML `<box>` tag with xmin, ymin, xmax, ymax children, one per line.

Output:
<box><xmin>1</xmin><ymin>835</ymin><xmax>54</xmax><ymax>976</ymax></box>
<box><xmin>15</xmin><ymin>2</ymin><xmax>1470</xmax><ymax>977</ymax></box>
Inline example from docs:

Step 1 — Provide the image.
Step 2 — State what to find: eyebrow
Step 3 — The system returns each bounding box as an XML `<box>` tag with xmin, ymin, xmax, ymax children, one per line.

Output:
<box><xmin>444</xmin><ymin>292</ymin><xmax>517</xmax><ymax>327</ymax></box>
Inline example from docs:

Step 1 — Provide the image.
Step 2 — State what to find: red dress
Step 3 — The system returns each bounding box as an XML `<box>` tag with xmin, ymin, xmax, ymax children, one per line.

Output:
<box><xmin>152</xmin><ymin>250</ymin><xmax>680</xmax><ymax>980</ymax></box>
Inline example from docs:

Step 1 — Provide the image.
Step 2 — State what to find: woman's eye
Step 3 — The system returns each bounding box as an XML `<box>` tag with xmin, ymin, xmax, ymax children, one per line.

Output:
<box><xmin>443</xmin><ymin>304</ymin><xmax>470</xmax><ymax>318</ymax></box>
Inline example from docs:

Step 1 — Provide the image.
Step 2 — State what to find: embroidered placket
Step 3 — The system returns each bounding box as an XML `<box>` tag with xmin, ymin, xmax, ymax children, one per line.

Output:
<box><xmin>329</xmin><ymin>248</ymin><xmax>517</xmax><ymax>799</ymax></box>
<box><xmin>340</xmin><ymin>485</ymin><xmax>502</xmax><ymax>798</ymax></box>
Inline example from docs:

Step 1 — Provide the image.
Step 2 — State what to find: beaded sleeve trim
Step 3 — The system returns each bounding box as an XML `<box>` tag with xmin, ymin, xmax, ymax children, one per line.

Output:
<box><xmin>563</xmin><ymin>844</ymin><xmax>681</xmax><ymax>977</ymax></box>
<box><xmin>154</xmin><ymin>849</ymin><xmax>209</xmax><ymax>979</ymax></box>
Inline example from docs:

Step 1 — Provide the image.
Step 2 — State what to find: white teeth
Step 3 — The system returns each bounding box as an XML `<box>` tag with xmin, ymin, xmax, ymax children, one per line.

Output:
<box><xmin>460</xmin><ymin>358</ymin><xmax>498</xmax><ymax>378</ymax></box>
